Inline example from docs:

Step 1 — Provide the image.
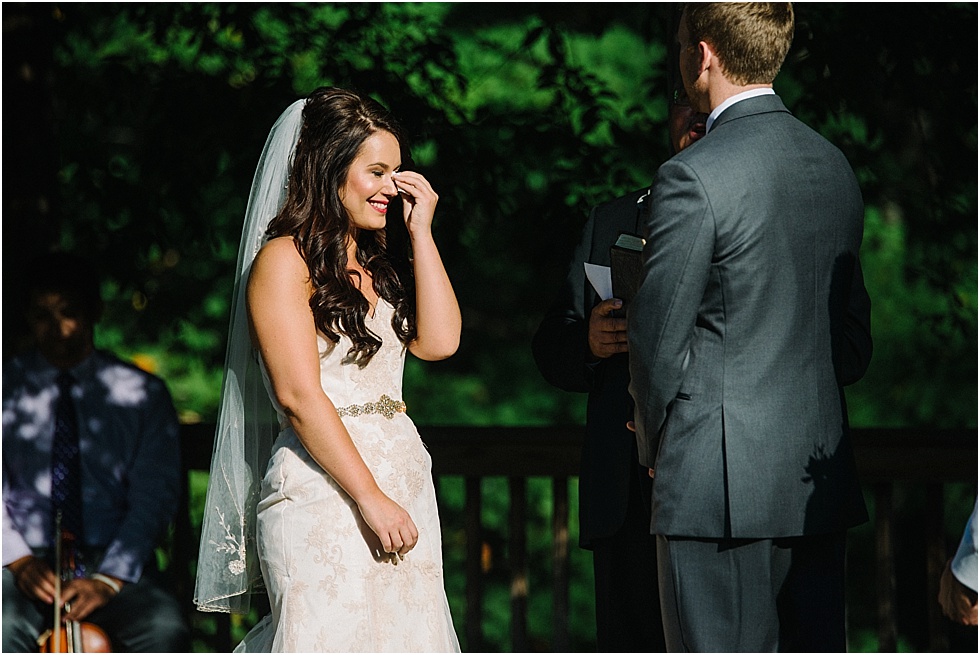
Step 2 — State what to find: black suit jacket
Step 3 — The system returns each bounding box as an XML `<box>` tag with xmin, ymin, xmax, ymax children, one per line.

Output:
<box><xmin>628</xmin><ymin>94</ymin><xmax>873</xmax><ymax>539</ymax></box>
<box><xmin>533</xmin><ymin>190</ymin><xmax>649</xmax><ymax>548</ymax></box>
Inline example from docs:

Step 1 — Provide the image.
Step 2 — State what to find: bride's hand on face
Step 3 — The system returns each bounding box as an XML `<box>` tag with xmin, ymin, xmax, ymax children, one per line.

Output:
<box><xmin>392</xmin><ymin>171</ymin><xmax>438</xmax><ymax>238</ymax></box>
<box><xmin>357</xmin><ymin>490</ymin><xmax>419</xmax><ymax>558</ymax></box>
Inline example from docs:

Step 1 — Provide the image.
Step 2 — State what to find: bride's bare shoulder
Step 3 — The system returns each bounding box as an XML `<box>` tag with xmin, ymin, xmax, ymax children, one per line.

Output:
<box><xmin>250</xmin><ymin>236</ymin><xmax>309</xmax><ymax>288</ymax></box>
<box><xmin>256</xmin><ymin>235</ymin><xmax>299</xmax><ymax>259</ymax></box>
<box><xmin>254</xmin><ymin>236</ymin><xmax>304</xmax><ymax>270</ymax></box>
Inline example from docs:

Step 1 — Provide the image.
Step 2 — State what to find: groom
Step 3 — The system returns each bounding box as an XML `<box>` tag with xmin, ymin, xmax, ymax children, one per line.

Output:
<box><xmin>628</xmin><ymin>3</ymin><xmax>873</xmax><ymax>651</ymax></box>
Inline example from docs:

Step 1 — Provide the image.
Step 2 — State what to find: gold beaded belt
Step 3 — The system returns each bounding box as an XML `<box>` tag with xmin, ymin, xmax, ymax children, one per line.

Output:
<box><xmin>336</xmin><ymin>394</ymin><xmax>407</xmax><ymax>420</ymax></box>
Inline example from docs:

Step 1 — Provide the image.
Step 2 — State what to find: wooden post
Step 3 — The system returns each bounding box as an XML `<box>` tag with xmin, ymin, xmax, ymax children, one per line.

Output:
<box><xmin>464</xmin><ymin>476</ymin><xmax>483</xmax><ymax>652</ymax></box>
<box><xmin>925</xmin><ymin>483</ymin><xmax>949</xmax><ymax>652</ymax></box>
<box><xmin>552</xmin><ymin>477</ymin><xmax>570</xmax><ymax>652</ymax></box>
<box><xmin>509</xmin><ymin>477</ymin><xmax>528</xmax><ymax>652</ymax></box>
<box><xmin>875</xmin><ymin>482</ymin><xmax>897</xmax><ymax>652</ymax></box>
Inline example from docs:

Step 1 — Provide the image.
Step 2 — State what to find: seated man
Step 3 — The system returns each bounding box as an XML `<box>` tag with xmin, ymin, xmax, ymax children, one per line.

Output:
<box><xmin>3</xmin><ymin>252</ymin><xmax>190</xmax><ymax>652</ymax></box>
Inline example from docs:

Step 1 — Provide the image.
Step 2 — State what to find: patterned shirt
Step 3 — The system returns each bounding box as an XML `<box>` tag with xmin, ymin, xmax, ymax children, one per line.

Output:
<box><xmin>3</xmin><ymin>349</ymin><xmax>180</xmax><ymax>582</ymax></box>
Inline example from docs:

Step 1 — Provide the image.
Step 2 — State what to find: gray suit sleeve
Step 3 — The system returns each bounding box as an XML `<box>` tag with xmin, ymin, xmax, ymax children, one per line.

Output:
<box><xmin>628</xmin><ymin>160</ymin><xmax>713</xmax><ymax>467</ymax></box>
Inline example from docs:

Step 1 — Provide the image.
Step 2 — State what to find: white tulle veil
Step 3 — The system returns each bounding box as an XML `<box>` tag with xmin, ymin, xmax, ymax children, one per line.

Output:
<box><xmin>193</xmin><ymin>99</ymin><xmax>305</xmax><ymax>613</ymax></box>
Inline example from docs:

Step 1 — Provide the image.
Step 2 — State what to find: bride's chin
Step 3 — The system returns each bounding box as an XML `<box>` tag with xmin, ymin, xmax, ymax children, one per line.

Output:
<box><xmin>352</xmin><ymin>218</ymin><xmax>386</xmax><ymax>231</ymax></box>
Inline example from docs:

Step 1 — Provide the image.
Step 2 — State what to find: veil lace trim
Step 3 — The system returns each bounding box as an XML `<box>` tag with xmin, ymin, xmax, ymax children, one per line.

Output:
<box><xmin>193</xmin><ymin>99</ymin><xmax>305</xmax><ymax>613</ymax></box>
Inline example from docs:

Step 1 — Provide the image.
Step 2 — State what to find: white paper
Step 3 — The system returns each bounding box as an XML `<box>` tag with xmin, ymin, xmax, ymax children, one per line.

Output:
<box><xmin>584</xmin><ymin>263</ymin><xmax>613</xmax><ymax>300</ymax></box>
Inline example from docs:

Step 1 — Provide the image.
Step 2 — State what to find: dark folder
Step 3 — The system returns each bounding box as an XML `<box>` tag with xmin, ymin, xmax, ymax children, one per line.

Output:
<box><xmin>610</xmin><ymin>232</ymin><xmax>644</xmax><ymax>316</ymax></box>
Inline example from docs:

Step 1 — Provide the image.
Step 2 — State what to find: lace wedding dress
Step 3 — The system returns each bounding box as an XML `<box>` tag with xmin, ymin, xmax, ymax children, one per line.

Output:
<box><xmin>236</xmin><ymin>298</ymin><xmax>459</xmax><ymax>652</ymax></box>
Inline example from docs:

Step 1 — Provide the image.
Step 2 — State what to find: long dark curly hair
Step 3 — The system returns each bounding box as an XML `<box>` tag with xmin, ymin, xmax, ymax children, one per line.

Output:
<box><xmin>266</xmin><ymin>87</ymin><xmax>416</xmax><ymax>366</ymax></box>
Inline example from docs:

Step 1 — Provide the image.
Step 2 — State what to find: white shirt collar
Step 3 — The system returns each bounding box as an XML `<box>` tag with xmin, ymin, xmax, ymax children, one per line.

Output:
<box><xmin>706</xmin><ymin>87</ymin><xmax>776</xmax><ymax>133</ymax></box>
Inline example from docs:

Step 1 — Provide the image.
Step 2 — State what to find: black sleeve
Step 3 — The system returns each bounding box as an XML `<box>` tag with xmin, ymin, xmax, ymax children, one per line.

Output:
<box><xmin>532</xmin><ymin>209</ymin><xmax>597</xmax><ymax>393</ymax></box>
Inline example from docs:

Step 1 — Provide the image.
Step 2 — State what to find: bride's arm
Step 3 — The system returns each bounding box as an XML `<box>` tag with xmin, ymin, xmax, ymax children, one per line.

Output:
<box><xmin>247</xmin><ymin>236</ymin><xmax>418</xmax><ymax>556</ymax></box>
<box><xmin>392</xmin><ymin>170</ymin><xmax>461</xmax><ymax>361</ymax></box>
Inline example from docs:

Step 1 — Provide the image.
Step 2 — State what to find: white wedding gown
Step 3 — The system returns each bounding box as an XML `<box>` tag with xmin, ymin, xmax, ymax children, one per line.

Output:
<box><xmin>237</xmin><ymin>299</ymin><xmax>460</xmax><ymax>652</ymax></box>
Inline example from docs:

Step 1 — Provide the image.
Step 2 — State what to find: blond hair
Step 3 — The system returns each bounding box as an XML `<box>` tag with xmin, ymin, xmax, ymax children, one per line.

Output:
<box><xmin>684</xmin><ymin>3</ymin><xmax>795</xmax><ymax>85</ymax></box>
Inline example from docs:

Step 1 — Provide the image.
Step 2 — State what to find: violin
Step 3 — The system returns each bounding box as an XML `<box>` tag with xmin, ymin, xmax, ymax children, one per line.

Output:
<box><xmin>38</xmin><ymin>619</ymin><xmax>111</xmax><ymax>653</ymax></box>
<box><xmin>36</xmin><ymin>513</ymin><xmax>112</xmax><ymax>653</ymax></box>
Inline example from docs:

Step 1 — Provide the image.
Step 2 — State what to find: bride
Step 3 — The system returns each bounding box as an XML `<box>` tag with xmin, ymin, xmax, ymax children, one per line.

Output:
<box><xmin>194</xmin><ymin>87</ymin><xmax>461</xmax><ymax>652</ymax></box>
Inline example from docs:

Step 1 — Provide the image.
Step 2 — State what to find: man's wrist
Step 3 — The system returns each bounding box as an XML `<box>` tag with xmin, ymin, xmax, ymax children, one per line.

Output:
<box><xmin>90</xmin><ymin>572</ymin><xmax>123</xmax><ymax>595</ymax></box>
<box><xmin>5</xmin><ymin>554</ymin><xmax>36</xmax><ymax>576</ymax></box>
<box><xmin>951</xmin><ymin>563</ymin><xmax>979</xmax><ymax>604</ymax></box>
<box><xmin>959</xmin><ymin>578</ymin><xmax>979</xmax><ymax>605</ymax></box>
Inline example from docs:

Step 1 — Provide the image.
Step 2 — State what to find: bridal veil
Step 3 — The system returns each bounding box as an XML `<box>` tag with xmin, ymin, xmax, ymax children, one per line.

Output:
<box><xmin>194</xmin><ymin>99</ymin><xmax>305</xmax><ymax>614</ymax></box>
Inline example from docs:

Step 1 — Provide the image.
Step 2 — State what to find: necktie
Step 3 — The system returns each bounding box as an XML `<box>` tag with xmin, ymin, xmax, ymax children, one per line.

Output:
<box><xmin>51</xmin><ymin>370</ymin><xmax>85</xmax><ymax>576</ymax></box>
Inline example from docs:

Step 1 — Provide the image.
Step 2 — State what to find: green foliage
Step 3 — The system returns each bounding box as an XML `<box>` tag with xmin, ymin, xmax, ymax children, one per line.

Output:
<box><xmin>27</xmin><ymin>2</ymin><xmax>974</xmax><ymax>432</ymax></box>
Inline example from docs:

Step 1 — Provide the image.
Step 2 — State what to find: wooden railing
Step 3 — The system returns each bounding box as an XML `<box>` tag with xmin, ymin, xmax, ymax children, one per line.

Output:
<box><xmin>849</xmin><ymin>428</ymin><xmax>978</xmax><ymax>652</ymax></box>
<box><xmin>173</xmin><ymin>425</ymin><xmax>976</xmax><ymax>652</ymax></box>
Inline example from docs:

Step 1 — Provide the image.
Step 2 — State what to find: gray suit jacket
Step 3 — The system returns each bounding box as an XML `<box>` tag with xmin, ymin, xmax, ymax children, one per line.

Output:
<box><xmin>627</xmin><ymin>94</ymin><xmax>872</xmax><ymax>539</ymax></box>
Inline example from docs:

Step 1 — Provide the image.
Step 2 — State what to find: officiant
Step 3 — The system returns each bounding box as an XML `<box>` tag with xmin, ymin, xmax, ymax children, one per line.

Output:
<box><xmin>531</xmin><ymin>84</ymin><xmax>707</xmax><ymax>651</ymax></box>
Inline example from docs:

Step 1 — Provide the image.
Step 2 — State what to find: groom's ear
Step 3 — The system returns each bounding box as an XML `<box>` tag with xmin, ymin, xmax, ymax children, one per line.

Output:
<box><xmin>697</xmin><ymin>40</ymin><xmax>715</xmax><ymax>78</ymax></box>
